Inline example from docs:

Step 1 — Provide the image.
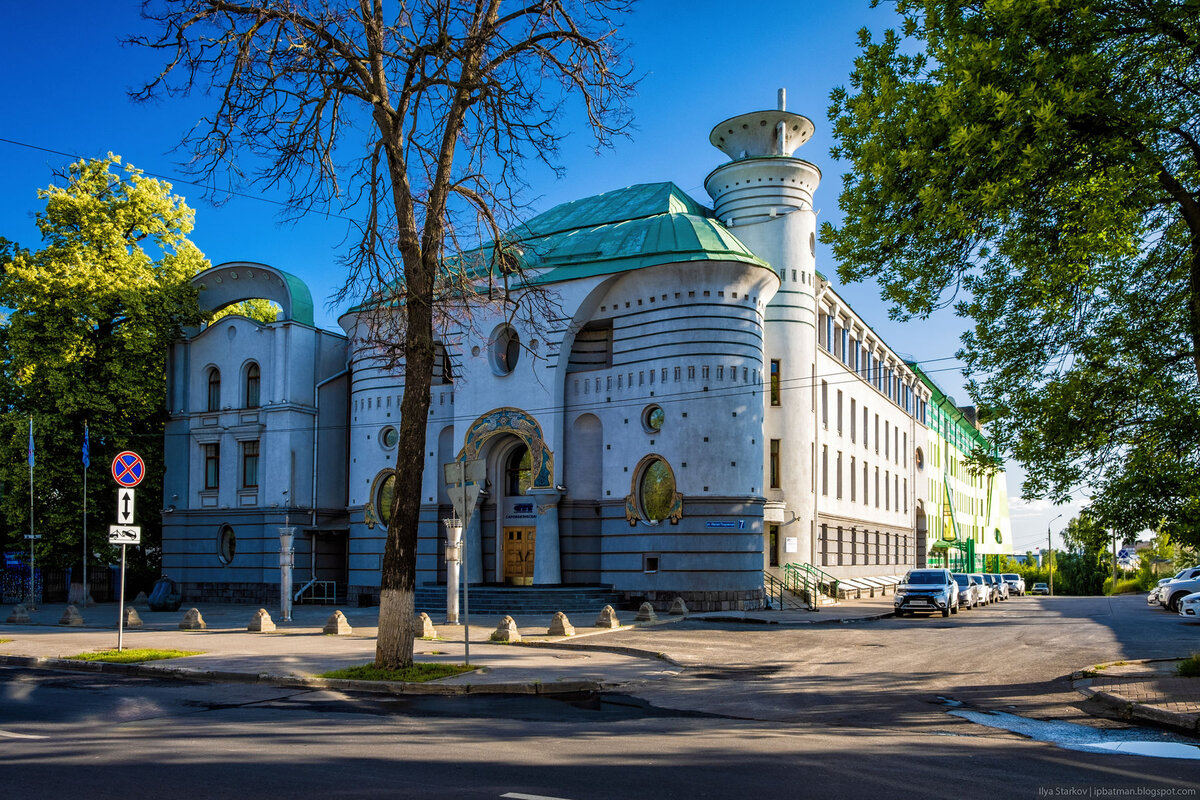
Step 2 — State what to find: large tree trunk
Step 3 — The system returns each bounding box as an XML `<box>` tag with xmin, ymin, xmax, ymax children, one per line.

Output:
<box><xmin>375</xmin><ymin>282</ymin><xmax>435</xmax><ymax>669</ymax></box>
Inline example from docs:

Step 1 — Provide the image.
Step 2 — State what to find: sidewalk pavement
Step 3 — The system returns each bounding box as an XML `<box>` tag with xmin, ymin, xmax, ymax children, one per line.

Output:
<box><xmin>1073</xmin><ymin>659</ymin><xmax>1200</xmax><ymax>735</ymax></box>
<box><xmin>0</xmin><ymin>596</ymin><xmax>894</xmax><ymax>695</ymax></box>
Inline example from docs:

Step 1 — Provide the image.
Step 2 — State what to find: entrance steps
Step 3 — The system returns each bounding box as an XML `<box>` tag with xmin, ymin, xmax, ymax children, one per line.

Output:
<box><xmin>413</xmin><ymin>584</ymin><xmax>622</xmax><ymax>616</ymax></box>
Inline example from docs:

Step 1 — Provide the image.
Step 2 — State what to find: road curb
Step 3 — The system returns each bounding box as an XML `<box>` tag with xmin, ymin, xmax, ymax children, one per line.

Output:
<box><xmin>691</xmin><ymin>611</ymin><xmax>894</xmax><ymax>626</ymax></box>
<box><xmin>1071</xmin><ymin>657</ymin><xmax>1200</xmax><ymax>735</ymax></box>
<box><xmin>0</xmin><ymin>653</ymin><xmax>630</xmax><ymax>697</ymax></box>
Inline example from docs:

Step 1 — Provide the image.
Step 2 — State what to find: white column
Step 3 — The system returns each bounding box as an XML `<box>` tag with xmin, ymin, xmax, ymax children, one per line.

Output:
<box><xmin>528</xmin><ymin>488</ymin><xmax>562</xmax><ymax>585</ymax></box>
<box><xmin>464</xmin><ymin>498</ymin><xmax>484</xmax><ymax>584</ymax></box>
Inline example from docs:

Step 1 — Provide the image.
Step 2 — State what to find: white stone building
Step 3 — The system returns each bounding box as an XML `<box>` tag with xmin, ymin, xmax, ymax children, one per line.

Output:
<box><xmin>162</xmin><ymin>96</ymin><xmax>1011</xmax><ymax>610</ymax></box>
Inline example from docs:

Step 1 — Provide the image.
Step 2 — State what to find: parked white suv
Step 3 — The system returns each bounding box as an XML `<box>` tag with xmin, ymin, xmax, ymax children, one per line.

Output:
<box><xmin>1158</xmin><ymin>567</ymin><xmax>1200</xmax><ymax>612</ymax></box>
<box><xmin>895</xmin><ymin>569</ymin><xmax>960</xmax><ymax>618</ymax></box>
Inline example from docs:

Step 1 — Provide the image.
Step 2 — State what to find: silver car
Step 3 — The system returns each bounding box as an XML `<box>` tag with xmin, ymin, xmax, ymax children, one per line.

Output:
<box><xmin>952</xmin><ymin>573</ymin><xmax>980</xmax><ymax>609</ymax></box>
<box><xmin>970</xmin><ymin>573</ymin><xmax>992</xmax><ymax>604</ymax></box>
<box><xmin>987</xmin><ymin>573</ymin><xmax>1009</xmax><ymax>601</ymax></box>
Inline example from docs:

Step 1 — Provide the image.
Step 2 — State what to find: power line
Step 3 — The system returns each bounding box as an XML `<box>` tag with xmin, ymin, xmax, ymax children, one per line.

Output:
<box><xmin>0</xmin><ymin>135</ymin><xmax>356</xmax><ymax>222</ymax></box>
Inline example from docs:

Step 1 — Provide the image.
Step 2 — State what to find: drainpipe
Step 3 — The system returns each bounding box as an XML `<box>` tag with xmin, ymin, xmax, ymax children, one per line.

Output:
<box><xmin>311</xmin><ymin>368</ymin><xmax>349</xmax><ymax>528</ymax></box>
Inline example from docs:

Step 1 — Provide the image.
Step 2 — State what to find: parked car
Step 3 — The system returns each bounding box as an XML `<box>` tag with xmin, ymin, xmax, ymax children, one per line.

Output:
<box><xmin>1003</xmin><ymin>573</ymin><xmax>1025</xmax><ymax>596</ymax></box>
<box><xmin>986</xmin><ymin>574</ymin><xmax>1010</xmax><ymax>601</ymax></box>
<box><xmin>952</xmin><ymin>573</ymin><xmax>980</xmax><ymax>609</ymax></box>
<box><xmin>970</xmin><ymin>573</ymin><xmax>993</xmax><ymax>605</ymax></box>
<box><xmin>895</xmin><ymin>569</ymin><xmax>960</xmax><ymax>617</ymax></box>
<box><xmin>1158</xmin><ymin>567</ymin><xmax>1200</xmax><ymax>612</ymax></box>
<box><xmin>1178</xmin><ymin>591</ymin><xmax>1200</xmax><ymax>620</ymax></box>
<box><xmin>1031</xmin><ymin>582</ymin><xmax>1050</xmax><ymax>595</ymax></box>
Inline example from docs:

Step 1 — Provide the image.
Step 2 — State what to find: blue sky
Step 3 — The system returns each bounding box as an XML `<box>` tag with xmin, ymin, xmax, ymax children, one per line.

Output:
<box><xmin>0</xmin><ymin>1</ymin><xmax>1087</xmax><ymax>549</ymax></box>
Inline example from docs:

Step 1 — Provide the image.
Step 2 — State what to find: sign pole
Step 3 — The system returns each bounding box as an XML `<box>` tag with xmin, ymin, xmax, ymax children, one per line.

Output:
<box><xmin>28</xmin><ymin>416</ymin><xmax>36</xmax><ymax>609</ymax></box>
<box><xmin>110</xmin><ymin>451</ymin><xmax>147</xmax><ymax>651</ymax></box>
<box><xmin>117</xmin><ymin>544</ymin><xmax>127</xmax><ymax>651</ymax></box>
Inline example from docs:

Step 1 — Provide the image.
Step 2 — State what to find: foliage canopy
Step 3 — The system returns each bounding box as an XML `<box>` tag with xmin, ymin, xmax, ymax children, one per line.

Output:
<box><xmin>826</xmin><ymin>0</ymin><xmax>1200</xmax><ymax>544</ymax></box>
<box><xmin>0</xmin><ymin>156</ymin><xmax>207</xmax><ymax>575</ymax></box>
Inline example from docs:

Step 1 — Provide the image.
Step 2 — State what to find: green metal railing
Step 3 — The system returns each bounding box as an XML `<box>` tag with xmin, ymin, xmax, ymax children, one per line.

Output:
<box><xmin>782</xmin><ymin>562</ymin><xmax>842</xmax><ymax>610</ymax></box>
<box><xmin>764</xmin><ymin>570</ymin><xmax>808</xmax><ymax>611</ymax></box>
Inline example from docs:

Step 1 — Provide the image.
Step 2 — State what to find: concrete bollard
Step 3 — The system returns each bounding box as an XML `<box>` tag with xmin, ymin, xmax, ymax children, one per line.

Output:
<box><xmin>248</xmin><ymin>608</ymin><xmax>276</xmax><ymax>632</ymax></box>
<box><xmin>133</xmin><ymin>591</ymin><xmax>150</xmax><ymax>605</ymax></box>
<box><xmin>634</xmin><ymin>602</ymin><xmax>657</xmax><ymax>622</ymax></box>
<box><xmin>179</xmin><ymin>608</ymin><xmax>207</xmax><ymax>630</ymax></box>
<box><xmin>416</xmin><ymin>612</ymin><xmax>437</xmax><ymax>638</ymax></box>
<box><xmin>489</xmin><ymin>615</ymin><xmax>521</xmax><ymax>643</ymax></box>
<box><xmin>6</xmin><ymin>604</ymin><xmax>31</xmax><ymax>624</ymax></box>
<box><xmin>548</xmin><ymin>611</ymin><xmax>575</xmax><ymax>637</ymax></box>
<box><xmin>668</xmin><ymin>597</ymin><xmax>689</xmax><ymax>617</ymax></box>
<box><xmin>594</xmin><ymin>604</ymin><xmax>621</xmax><ymax>628</ymax></box>
<box><xmin>323</xmin><ymin>610</ymin><xmax>352</xmax><ymax>635</ymax></box>
<box><xmin>123</xmin><ymin>606</ymin><xmax>144</xmax><ymax>628</ymax></box>
<box><xmin>59</xmin><ymin>605</ymin><xmax>84</xmax><ymax>626</ymax></box>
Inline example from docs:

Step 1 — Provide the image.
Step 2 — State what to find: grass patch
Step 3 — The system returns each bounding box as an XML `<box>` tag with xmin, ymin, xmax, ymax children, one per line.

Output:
<box><xmin>320</xmin><ymin>662</ymin><xmax>477</xmax><ymax>682</ymax></box>
<box><xmin>1177</xmin><ymin>654</ymin><xmax>1200</xmax><ymax>678</ymax></box>
<box><xmin>68</xmin><ymin>648</ymin><xmax>202</xmax><ymax>663</ymax></box>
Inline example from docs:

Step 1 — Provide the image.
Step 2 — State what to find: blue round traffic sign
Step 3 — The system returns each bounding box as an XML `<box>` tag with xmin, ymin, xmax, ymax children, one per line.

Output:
<box><xmin>111</xmin><ymin>451</ymin><xmax>146</xmax><ymax>487</ymax></box>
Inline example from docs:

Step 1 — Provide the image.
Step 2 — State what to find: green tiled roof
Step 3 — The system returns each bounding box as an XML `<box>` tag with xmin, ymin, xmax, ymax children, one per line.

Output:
<box><xmin>498</xmin><ymin>182</ymin><xmax>769</xmax><ymax>283</ymax></box>
<box><xmin>349</xmin><ymin>182</ymin><xmax>771</xmax><ymax>313</ymax></box>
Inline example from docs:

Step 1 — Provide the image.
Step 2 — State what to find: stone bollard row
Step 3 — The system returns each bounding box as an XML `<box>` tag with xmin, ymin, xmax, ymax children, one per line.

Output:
<box><xmin>179</xmin><ymin>608</ymin><xmax>207</xmax><ymax>630</ymax></box>
<box><xmin>248</xmin><ymin>608</ymin><xmax>276</xmax><ymax>632</ymax></box>
<box><xmin>323</xmin><ymin>610</ymin><xmax>352</xmax><ymax>635</ymax></box>
<box><xmin>548</xmin><ymin>611</ymin><xmax>575</xmax><ymax>637</ymax></box>
<box><xmin>595</xmin><ymin>605</ymin><xmax>621</xmax><ymax>628</ymax></box>
<box><xmin>490</xmin><ymin>615</ymin><xmax>521</xmax><ymax>643</ymax></box>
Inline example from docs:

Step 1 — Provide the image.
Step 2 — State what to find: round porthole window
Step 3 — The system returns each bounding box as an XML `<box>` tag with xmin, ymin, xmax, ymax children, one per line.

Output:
<box><xmin>491</xmin><ymin>324</ymin><xmax>520</xmax><ymax>376</ymax></box>
<box><xmin>638</xmin><ymin>457</ymin><xmax>675</xmax><ymax>522</ymax></box>
<box><xmin>218</xmin><ymin>525</ymin><xmax>237</xmax><ymax>564</ymax></box>
<box><xmin>373</xmin><ymin>470</ymin><xmax>397</xmax><ymax>526</ymax></box>
<box><xmin>914</xmin><ymin>447</ymin><xmax>925</xmax><ymax>470</ymax></box>
<box><xmin>642</xmin><ymin>404</ymin><xmax>665</xmax><ymax>433</ymax></box>
<box><xmin>380</xmin><ymin>426</ymin><xmax>399</xmax><ymax>449</ymax></box>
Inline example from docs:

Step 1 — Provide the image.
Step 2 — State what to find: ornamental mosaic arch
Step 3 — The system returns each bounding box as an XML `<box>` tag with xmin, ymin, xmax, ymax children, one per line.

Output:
<box><xmin>458</xmin><ymin>407</ymin><xmax>553</xmax><ymax>489</ymax></box>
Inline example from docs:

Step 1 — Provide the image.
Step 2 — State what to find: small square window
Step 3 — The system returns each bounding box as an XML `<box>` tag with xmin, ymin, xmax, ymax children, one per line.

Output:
<box><xmin>643</xmin><ymin>555</ymin><xmax>659</xmax><ymax>573</ymax></box>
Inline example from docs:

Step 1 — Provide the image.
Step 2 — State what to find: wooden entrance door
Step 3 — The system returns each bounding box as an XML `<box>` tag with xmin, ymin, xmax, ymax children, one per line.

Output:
<box><xmin>503</xmin><ymin>527</ymin><xmax>536</xmax><ymax>586</ymax></box>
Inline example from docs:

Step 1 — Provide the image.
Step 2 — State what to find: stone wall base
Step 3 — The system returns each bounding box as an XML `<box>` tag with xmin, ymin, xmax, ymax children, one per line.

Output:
<box><xmin>182</xmin><ymin>582</ymin><xmax>275</xmax><ymax>605</ymax></box>
<box><xmin>618</xmin><ymin>588</ymin><xmax>764</xmax><ymax>612</ymax></box>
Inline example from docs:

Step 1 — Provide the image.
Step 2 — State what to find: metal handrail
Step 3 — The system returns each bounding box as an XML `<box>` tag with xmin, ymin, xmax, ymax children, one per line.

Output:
<box><xmin>783</xmin><ymin>562</ymin><xmax>841</xmax><ymax>604</ymax></box>
<box><xmin>764</xmin><ymin>571</ymin><xmax>808</xmax><ymax>611</ymax></box>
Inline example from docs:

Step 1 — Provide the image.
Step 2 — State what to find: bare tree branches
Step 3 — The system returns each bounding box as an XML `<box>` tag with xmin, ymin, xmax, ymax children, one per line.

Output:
<box><xmin>134</xmin><ymin>0</ymin><xmax>635</xmax><ymax>667</ymax></box>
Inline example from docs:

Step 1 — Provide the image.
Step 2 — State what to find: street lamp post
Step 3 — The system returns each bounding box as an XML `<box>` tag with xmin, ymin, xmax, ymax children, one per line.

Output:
<box><xmin>1048</xmin><ymin>513</ymin><xmax>1063</xmax><ymax>596</ymax></box>
<box><xmin>279</xmin><ymin>513</ymin><xmax>294</xmax><ymax>623</ymax></box>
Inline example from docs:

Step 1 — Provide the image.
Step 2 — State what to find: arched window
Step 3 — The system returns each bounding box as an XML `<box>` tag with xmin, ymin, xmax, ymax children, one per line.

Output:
<box><xmin>207</xmin><ymin>368</ymin><xmax>221</xmax><ymax>411</ymax></box>
<box><xmin>638</xmin><ymin>457</ymin><xmax>675</xmax><ymax>522</ymax></box>
<box><xmin>491</xmin><ymin>325</ymin><xmax>520</xmax><ymax>375</ymax></box>
<box><xmin>218</xmin><ymin>525</ymin><xmax>236</xmax><ymax>564</ymax></box>
<box><xmin>505</xmin><ymin>445</ymin><xmax>531</xmax><ymax>496</ymax></box>
<box><xmin>244</xmin><ymin>363</ymin><xmax>260</xmax><ymax>408</ymax></box>
<box><xmin>373</xmin><ymin>470</ymin><xmax>397</xmax><ymax>526</ymax></box>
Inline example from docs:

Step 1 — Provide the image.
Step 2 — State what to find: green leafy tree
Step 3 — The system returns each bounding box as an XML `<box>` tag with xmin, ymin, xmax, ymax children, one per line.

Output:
<box><xmin>825</xmin><ymin>0</ymin><xmax>1200</xmax><ymax>546</ymax></box>
<box><xmin>0</xmin><ymin>156</ymin><xmax>207</xmax><ymax>586</ymax></box>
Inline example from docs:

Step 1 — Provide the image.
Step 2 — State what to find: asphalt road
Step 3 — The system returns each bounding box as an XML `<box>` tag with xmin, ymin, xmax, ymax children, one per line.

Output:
<box><xmin>2</xmin><ymin>595</ymin><xmax>1198</xmax><ymax>799</ymax></box>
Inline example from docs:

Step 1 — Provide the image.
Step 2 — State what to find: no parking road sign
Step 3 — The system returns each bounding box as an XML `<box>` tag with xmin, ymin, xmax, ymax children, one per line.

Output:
<box><xmin>111</xmin><ymin>451</ymin><xmax>145</xmax><ymax>487</ymax></box>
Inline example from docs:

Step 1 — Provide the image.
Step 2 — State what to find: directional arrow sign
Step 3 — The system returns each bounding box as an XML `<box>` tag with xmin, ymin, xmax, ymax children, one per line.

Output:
<box><xmin>117</xmin><ymin>488</ymin><xmax>136</xmax><ymax>525</ymax></box>
<box><xmin>108</xmin><ymin>525</ymin><xmax>141</xmax><ymax>545</ymax></box>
